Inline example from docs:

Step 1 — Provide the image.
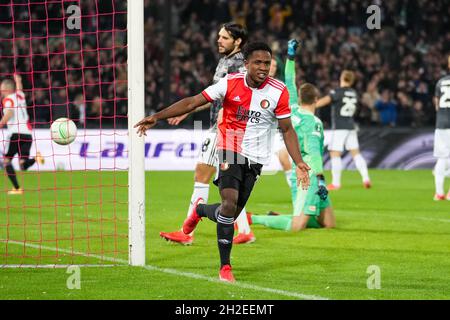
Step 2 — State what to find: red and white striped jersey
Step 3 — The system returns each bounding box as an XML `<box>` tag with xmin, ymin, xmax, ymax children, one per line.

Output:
<box><xmin>2</xmin><ymin>91</ymin><xmax>32</xmax><ymax>136</ymax></box>
<box><xmin>202</xmin><ymin>72</ymin><xmax>290</xmax><ymax>165</ymax></box>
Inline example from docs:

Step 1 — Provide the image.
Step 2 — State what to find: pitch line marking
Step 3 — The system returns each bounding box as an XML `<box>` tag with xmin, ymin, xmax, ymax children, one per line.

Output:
<box><xmin>2</xmin><ymin>240</ymin><xmax>329</xmax><ymax>300</ymax></box>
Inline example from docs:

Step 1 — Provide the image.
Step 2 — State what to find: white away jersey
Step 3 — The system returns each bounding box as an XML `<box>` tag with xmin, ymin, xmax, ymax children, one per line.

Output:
<box><xmin>202</xmin><ymin>72</ymin><xmax>291</xmax><ymax>165</ymax></box>
<box><xmin>2</xmin><ymin>91</ymin><xmax>31</xmax><ymax>135</ymax></box>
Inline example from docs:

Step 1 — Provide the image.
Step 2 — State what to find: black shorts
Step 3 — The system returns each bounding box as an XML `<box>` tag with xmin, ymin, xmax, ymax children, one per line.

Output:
<box><xmin>214</xmin><ymin>150</ymin><xmax>263</xmax><ymax>209</ymax></box>
<box><xmin>4</xmin><ymin>133</ymin><xmax>33</xmax><ymax>159</ymax></box>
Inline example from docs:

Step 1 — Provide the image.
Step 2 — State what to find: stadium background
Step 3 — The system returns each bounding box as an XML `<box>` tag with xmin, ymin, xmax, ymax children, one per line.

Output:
<box><xmin>2</xmin><ymin>0</ymin><xmax>445</xmax><ymax>170</ymax></box>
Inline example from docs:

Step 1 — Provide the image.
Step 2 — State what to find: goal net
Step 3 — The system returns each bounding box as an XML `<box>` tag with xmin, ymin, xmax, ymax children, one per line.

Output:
<box><xmin>0</xmin><ymin>0</ymin><xmax>132</xmax><ymax>267</ymax></box>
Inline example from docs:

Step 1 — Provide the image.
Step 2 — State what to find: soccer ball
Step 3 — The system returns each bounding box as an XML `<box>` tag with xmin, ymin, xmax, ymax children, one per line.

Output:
<box><xmin>50</xmin><ymin>118</ymin><xmax>77</xmax><ymax>145</ymax></box>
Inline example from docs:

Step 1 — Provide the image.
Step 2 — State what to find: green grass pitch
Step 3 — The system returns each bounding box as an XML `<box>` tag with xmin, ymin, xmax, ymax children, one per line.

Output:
<box><xmin>0</xmin><ymin>169</ymin><xmax>449</xmax><ymax>300</ymax></box>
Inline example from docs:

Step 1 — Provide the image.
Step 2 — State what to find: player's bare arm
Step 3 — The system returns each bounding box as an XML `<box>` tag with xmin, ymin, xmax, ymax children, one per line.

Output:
<box><xmin>167</xmin><ymin>102</ymin><xmax>212</xmax><ymax>125</ymax></box>
<box><xmin>316</xmin><ymin>95</ymin><xmax>332</xmax><ymax>108</ymax></box>
<box><xmin>13</xmin><ymin>74</ymin><xmax>23</xmax><ymax>91</ymax></box>
<box><xmin>134</xmin><ymin>93</ymin><xmax>208</xmax><ymax>136</ymax></box>
<box><xmin>433</xmin><ymin>96</ymin><xmax>439</xmax><ymax>111</ymax></box>
<box><xmin>0</xmin><ymin>109</ymin><xmax>13</xmax><ymax>128</ymax></box>
<box><xmin>278</xmin><ymin>117</ymin><xmax>310</xmax><ymax>189</ymax></box>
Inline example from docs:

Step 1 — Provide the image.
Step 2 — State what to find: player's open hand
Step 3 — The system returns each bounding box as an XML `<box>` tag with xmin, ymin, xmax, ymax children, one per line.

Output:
<box><xmin>295</xmin><ymin>161</ymin><xmax>311</xmax><ymax>189</ymax></box>
<box><xmin>13</xmin><ymin>73</ymin><xmax>22</xmax><ymax>82</ymax></box>
<box><xmin>167</xmin><ymin>113</ymin><xmax>188</xmax><ymax>126</ymax></box>
<box><xmin>287</xmin><ymin>39</ymin><xmax>300</xmax><ymax>59</ymax></box>
<box><xmin>134</xmin><ymin>116</ymin><xmax>157</xmax><ymax>137</ymax></box>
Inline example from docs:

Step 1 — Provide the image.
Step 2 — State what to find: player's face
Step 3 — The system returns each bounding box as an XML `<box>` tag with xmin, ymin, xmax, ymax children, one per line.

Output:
<box><xmin>217</xmin><ymin>28</ymin><xmax>238</xmax><ymax>55</ymax></box>
<box><xmin>245</xmin><ymin>50</ymin><xmax>271</xmax><ymax>86</ymax></box>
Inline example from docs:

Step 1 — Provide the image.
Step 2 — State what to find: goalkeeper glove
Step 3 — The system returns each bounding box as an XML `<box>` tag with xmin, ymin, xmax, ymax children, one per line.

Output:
<box><xmin>287</xmin><ymin>39</ymin><xmax>299</xmax><ymax>60</ymax></box>
<box><xmin>316</xmin><ymin>174</ymin><xmax>328</xmax><ymax>201</ymax></box>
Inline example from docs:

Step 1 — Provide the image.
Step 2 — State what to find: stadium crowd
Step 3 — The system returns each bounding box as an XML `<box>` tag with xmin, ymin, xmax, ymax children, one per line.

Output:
<box><xmin>148</xmin><ymin>0</ymin><xmax>450</xmax><ymax>128</ymax></box>
<box><xmin>0</xmin><ymin>0</ymin><xmax>449</xmax><ymax>129</ymax></box>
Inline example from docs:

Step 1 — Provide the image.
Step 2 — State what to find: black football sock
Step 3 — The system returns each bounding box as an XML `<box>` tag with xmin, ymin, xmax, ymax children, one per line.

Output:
<box><xmin>217</xmin><ymin>214</ymin><xmax>235</xmax><ymax>267</ymax></box>
<box><xmin>21</xmin><ymin>158</ymin><xmax>36</xmax><ymax>171</ymax></box>
<box><xmin>5</xmin><ymin>164</ymin><xmax>20</xmax><ymax>189</ymax></box>
<box><xmin>196</xmin><ymin>203</ymin><xmax>221</xmax><ymax>223</ymax></box>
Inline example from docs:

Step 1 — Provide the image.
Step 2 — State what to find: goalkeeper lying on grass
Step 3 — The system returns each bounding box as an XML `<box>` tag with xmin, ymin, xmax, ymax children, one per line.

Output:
<box><xmin>250</xmin><ymin>39</ymin><xmax>336</xmax><ymax>231</ymax></box>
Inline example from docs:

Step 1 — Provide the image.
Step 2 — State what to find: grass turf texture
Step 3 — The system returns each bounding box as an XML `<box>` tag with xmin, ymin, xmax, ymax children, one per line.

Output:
<box><xmin>1</xmin><ymin>170</ymin><xmax>449</xmax><ymax>299</ymax></box>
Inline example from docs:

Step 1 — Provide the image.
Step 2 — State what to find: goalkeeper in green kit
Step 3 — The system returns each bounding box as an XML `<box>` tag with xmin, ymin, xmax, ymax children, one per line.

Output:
<box><xmin>250</xmin><ymin>39</ymin><xmax>336</xmax><ymax>231</ymax></box>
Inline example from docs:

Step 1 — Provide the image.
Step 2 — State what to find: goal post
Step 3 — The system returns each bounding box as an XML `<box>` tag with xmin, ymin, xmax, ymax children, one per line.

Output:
<box><xmin>127</xmin><ymin>0</ymin><xmax>146</xmax><ymax>266</ymax></box>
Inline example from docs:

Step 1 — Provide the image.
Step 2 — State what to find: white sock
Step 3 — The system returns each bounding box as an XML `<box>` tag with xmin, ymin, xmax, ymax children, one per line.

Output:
<box><xmin>445</xmin><ymin>159</ymin><xmax>450</xmax><ymax>177</ymax></box>
<box><xmin>235</xmin><ymin>207</ymin><xmax>251</xmax><ymax>234</ymax></box>
<box><xmin>186</xmin><ymin>182</ymin><xmax>209</xmax><ymax>217</ymax></box>
<box><xmin>354</xmin><ymin>153</ymin><xmax>370</xmax><ymax>183</ymax></box>
<box><xmin>284</xmin><ymin>169</ymin><xmax>292</xmax><ymax>188</ymax></box>
<box><xmin>434</xmin><ymin>158</ymin><xmax>446</xmax><ymax>195</ymax></box>
<box><xmin>331</xmin><ymin>157</ymin><xmax>342</xmax><ymax>186</ymax></box>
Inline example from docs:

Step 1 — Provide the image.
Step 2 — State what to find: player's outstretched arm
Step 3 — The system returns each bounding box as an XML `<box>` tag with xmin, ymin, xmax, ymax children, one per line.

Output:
<box><xmin>167</xmin><ymin>102</ymin><xmax>212</xmax><ymax>126</ymax></box>
<box><xmin>285</xmin><ymin>39</ymin><xmax>300</xmax><ymax>106</ymax></box>
<box><xmin>316</xmin><ymin>95</ymin><xmax>332</xmax><ymax>108</ymax></box>
<box><xmin>134</xmin><ymin>93</ymin><xmax>208</xmax><ymax>136</ymax></box>
<box><xmin>278</xmin><ymin>117</ymin><xmax>310</xmax><ymax>189</ymax></box>
<box><xmin>13</xmin><ymin>74</ymin><xmax>23</xmax><ymax>91</ymax></box>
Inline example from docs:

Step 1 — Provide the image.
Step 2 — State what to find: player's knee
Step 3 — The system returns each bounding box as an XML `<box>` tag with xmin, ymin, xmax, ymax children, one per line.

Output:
<box><xmin>350</xmin><ymin>149</ymin><xmax>360</xmax><ymax>157</ymax></box>
<box><xmin>194</xmin><ymin>163</ymin><xmax>215</xmax><ymax>183</ymax></box>
<box><xmin>323</xmin><ymin>221</ymin><xmax>336</xmax><ymax>229</ymax></box>
<box><xmin>3</xmin><ymin>158</ymin><xmax>11</xmax><ymax>165</ymax></box>
<box><xmin>19</xmin><ymin>160</ymin><xmax>26</xmax><ymax>171</ymax></box>
<box><xmin>221</xmin><ymin>199</ymin><xmax>237</xmax><ymax>217</ymax></box>
<box><xmin>330</xmin><ymin>151</ymin><xmax>342</xmax><ymax>158</ymax></box>
<box><xmin>291</xmin><ymin>216</ymin><xmax>307</xmax><ymax>232</ymax></box>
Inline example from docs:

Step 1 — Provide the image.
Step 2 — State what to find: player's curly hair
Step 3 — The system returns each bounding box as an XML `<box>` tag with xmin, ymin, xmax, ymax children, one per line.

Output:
<box><xmin>242</xmin><ymin>42</ymin><xmax>272</xmax><ymax>60</ymax></box>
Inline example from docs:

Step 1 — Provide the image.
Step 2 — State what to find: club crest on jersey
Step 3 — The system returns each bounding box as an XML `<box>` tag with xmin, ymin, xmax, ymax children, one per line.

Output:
<box><xmin>220</xmin><ymin>161</ymin><xmax>230</xmax><ymax>171</ymax></box>
<box><xmin>260</xmin><ymin>99</ymin><xmax>270</xmax><ymax>109</ymax></box>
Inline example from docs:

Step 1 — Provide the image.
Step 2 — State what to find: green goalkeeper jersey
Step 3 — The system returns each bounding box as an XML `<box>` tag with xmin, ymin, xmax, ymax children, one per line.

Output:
<box><xmin>285</xmin><ymin>59</ymin><xmax>324</xmax><ymax>175</ymax></box>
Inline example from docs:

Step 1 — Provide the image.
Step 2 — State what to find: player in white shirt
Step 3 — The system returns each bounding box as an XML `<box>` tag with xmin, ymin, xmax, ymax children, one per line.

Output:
<box><xmin>0</xmin><ymin>74</ymin><xmax>44</xmax><ymax>195</ymax></box>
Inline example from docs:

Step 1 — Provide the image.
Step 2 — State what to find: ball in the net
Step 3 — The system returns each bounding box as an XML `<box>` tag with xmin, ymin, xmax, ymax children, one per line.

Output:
<box><xmin>50</xmin><ymin>118</ymin><xmax>77</xmax><ymax>145</ymax></box>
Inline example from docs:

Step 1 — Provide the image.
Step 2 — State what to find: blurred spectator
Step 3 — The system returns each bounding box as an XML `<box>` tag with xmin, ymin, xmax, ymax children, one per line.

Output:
<box><xmin>361</xmin><ymin>81</ymin><xmax>381</xmax><ymax>125</ymax></box>
<box><xmin>375</xmin><ymin>89</ymin><xmax>398</xmax><ymax>127</ymax></box>
<box><xmin>396</xmin><ymin>91</ymin><xmax>413</xmax><ymax>127</ymax></box>
<box><xmin>411</xmin><ymin>100</ymin><xmax>425</xmax><ymax>128</ymax></box>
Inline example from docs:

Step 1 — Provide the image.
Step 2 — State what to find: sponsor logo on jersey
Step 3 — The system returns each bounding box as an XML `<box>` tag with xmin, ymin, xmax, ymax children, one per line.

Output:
<box><xmin>236</xmin><ymin>106</ymin><xmax>261</xmax><ymax>123</ymax></box>
<box><xmin>260</xmin><ymin>99</ymin><xmax>270</xmax><ymax>109</ymax></box>
<box><xmin>232</xmin><ymin>96</ymin><xmax>241</xmax><ymax>102</ymax></box>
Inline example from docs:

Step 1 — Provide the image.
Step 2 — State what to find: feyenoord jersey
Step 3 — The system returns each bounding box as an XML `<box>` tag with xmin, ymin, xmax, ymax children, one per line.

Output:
<box><xmin>329</xmin><ymin>87</ymin><xmax>358</xmax><ymax>130</ymax></box>
<box><xmin>210</xmin><ymin>51</ymin><xmax>246</xmax><ymax>127</ymax></box>
<box><xmin>2</xmin><ymin>91</ymin><xmax>31</xmax><ymax>136</ymax></box>
<box><xmin>202</xmin><ymin>72</ymin><xmax>291</xmax><ymax>165</ymax></box>
<box><xmin>435</xmin><ymin>75</ymin><xmax>450</xmax><ymax>129</ymax></box>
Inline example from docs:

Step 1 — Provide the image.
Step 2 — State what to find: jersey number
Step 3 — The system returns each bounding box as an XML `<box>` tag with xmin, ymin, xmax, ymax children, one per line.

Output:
<box><xmin>439</xmin><ymin>86</ymin><xmax>450</xmax><ymax>108</ymax></box>
<box><xmin>340</xmin><ymin>97</ymin><xmax>357</xmax><ymax>117</ymax></box>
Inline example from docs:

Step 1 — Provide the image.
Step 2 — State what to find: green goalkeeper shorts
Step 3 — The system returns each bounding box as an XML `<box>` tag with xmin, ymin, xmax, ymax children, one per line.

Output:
<box><xmin>290</xmin><ymin>173</ymin><xmax>331</xmax><ymax>217</ymax></box>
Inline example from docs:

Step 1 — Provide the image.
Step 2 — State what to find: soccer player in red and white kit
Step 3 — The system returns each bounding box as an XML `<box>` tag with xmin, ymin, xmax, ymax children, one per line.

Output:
<box><xmin>135</xmin><ymin>42</ymin><xmax>310</xmax><ymax>282</ymax></box>
<box><xmin>0</xmin><ymin>74</ymin><xmax>44</xmax><ymax>194</ymax></box>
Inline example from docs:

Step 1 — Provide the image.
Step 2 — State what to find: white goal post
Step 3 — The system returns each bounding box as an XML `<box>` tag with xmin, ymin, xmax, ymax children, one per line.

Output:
<box><xmin>127</xmin><ymin>0</ymin><xmax>146</xmax><ymax>266</ymax></box>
